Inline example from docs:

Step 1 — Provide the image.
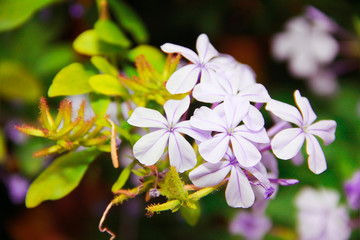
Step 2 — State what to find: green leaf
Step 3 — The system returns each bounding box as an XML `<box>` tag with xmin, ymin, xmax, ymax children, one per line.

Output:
<box><xmin>179</xmin><ymin>202</ymin><xmax>201</xmax><ymax>226</ymax></box>
<box><xmin>89</xmin><ymin>92</ymin><xmax>111</xmax><ymax>117</ymax></box>
<box><xmin>111</xmin><ymin>161</ymin><xmax>136</xmax><ymax>192</ymax></box>
<box><xmin>107</xmin><ymin>0</ymin><xmax>148</xmax><ymax>43</ymax></box>
<box><xmin>25</xmin><ymin>148</ymin><xmax>100</xmax><ymax>208</ymax></box>
<box><xmin>128</xmin><ymin>45</ymin><xmax>166</xmax><ymax>72</ymax></box>
<box><xmin>0</xmin><ymin>0</ymin><xmax>61</xmax><ymax>32</ymax></box>
<box><xmin>48</xmin><ymin>63</ymin><xmax>95</xmax><ymax>97</ymax></box>
<box><xmin>88</xmin><ymin>74</ymin><xmax>127</xmax><ymax>96</ymax></box>
<box><xmin>73</xmin><ymin>29</ymin><xmax>121</xmax><ymax>56</ymax></box>
<box><xmin>94</xmin><ymin>19</ymin><xmax>131</xmax><ymax>48</ymax></box>
<box><xmin>90</xmin><ymin>56</ymin><xmax>118</xmax><ymax>77</ymax></box>
<box><xmin>0</xmin><ymin>60</ymin><xmax>42</xmax><ymax>102</ymax></box>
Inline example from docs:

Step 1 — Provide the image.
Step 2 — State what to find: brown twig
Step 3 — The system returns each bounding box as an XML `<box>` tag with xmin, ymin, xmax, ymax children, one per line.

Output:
<box><xmin>98</xmin><ymin>201</ymin><xmax>116</xmax><ymax>240</ymax></box>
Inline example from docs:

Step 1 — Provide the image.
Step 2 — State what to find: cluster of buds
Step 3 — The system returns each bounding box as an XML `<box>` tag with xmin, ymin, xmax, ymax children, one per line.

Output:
<box><xmin>15</xmin><ymin>97</ymin><xmax>111</xmax><ymax>157</ymax></box>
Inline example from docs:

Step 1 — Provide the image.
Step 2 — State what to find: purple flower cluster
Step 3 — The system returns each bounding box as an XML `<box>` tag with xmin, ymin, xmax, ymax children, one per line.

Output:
<box><xmin>127</xmin><ymin>33</ymin><xmax>336</xmax><ymax>208</ymax></box>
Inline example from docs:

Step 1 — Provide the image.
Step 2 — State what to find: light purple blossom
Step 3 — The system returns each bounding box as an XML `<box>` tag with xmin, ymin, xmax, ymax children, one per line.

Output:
<box><xmin>189</xmin><ymin>150</ymin><xmax>273</xmax><ymax>208</ymax></box>
<box><xmin>344</xmin><ymin>170</ymin><xmax>360</xmax><ymax>210</ymax></box>
<box><xmin>161</xmin><ymin>33</ymin><xmax>223</xmax><ymax>94</ymax></box>
<box><xmin>127</xmin><ymin>96</ymin><xmax>205</xmax><ymax>173</ymax></box>
<box><xmin>190</xmin><ymin>95</ymin><xmax>269</xmax><ymax>167</ymax></box>
<box><xmin>266</xmin><ymin>90</ymin><xmax>336</xmax><ymax>174</ymax></box>
<box><xmin>229</xmin><ymin>211</ymin><xmax>272</xmax><ymax>240</ymax></box>
<box><xmin>295</xmin><ymin>187</ymin><xmax>351</xmax><ymax>240</ymax></box>
<box><xmin>272</xmin><ymin>16</ymin><xmax>339</xmax><ymax>78</ymax></box>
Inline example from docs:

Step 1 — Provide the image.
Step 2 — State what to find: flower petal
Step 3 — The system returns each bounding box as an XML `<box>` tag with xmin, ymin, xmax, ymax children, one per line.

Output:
<box><xmin>224</xmin><ymin>95</ymin><xmax>250</xmax><ymax>129</ymax></box>
<box><xmin>199</xmin><ymin>133</ymin><xmax>230</xmax><ymax>163</ymax></box>
<box><xmin>271</xmin><ymin>128</ymin><xmax>305</xmax><ymax>160</ymax></box>
<box><xmin>266</xmin><ymin>99</ymin><xmax>303</xmax><ymax>126</ymax></box>
<box><xmin>294</xmin><ymin>90</ymin><xmax>317</xmax><ymax>126</ymax></box>
<box><xmin>226</xmin><ymin>166</ymin><xmax>255</xmax><ymax>208</ymax></box>
<box><xmin>161</xmin><ymin>43</ymin><xmax>198</xmax><ymax>63</ymax></box>
<box><xmin>308</xmin><ymin>120</ymin><xmax>336</xmax><ymax>145</ymax></box>
<box><xmin>190</xmin><ymin>106</ymin><xmax>226</xmax><ymax>132</ymax></box>
<box><xmin>234</xmin><ymin>125</ymin><xmax>270</xmax><ymax>144</ymax></box>
<box><xmin>238</xmin><ymin>83</ymin><xmax>271</xmax><ymax>103</ymax></box>
<box><xmin>305</xmin><ymin>134</ymin><xmax>327</xmax><ymax>174</ymax></box>
<box><xmin>242</xmin><ymin>105</ymin><xmax>265</xmax><ymax>131</ymax></box>
<box><xmin>189</xmin><ymin>161</ymin><xmax>231</xmax><ymax>188</ymax></box>
<box><xmin>166</xmin><ymin>64</ymin><xmax>201</xmax><ymax>94</ymax></box>
<box><xmin>192</xmin><ymin>81</ymin><xmax>227</xmax><ymax>103</ymax></box>
<box><xmin>168</xmin><ymin>132</ymin><xmax>197</xmax><ymax>173</ymax></box>
<box><xmin>196</xmin><ymin>33</ymin><xmax>219</xmax><ymax>63</ymax></box>
<box><xmin>133</xmin><ymin>130</ymin><xmax>169</xmax><ymax>166</ymax></box>
<box><xmin>128</xmin><ymin>107</ymin><xmax>168</xmax><ymax>128</ymax></box>
<box><xmin>176</xmin><ymin>121</ymin><xmax>211</xmax><ymax>143</ymax></box>
<box><xmin>311</xmin><ymin>32</ymin><xmax>339</xmax><ymax>64</ymax></box>
<box><xmin>231</xmin><ymin>135</ymin><xmax>262</xmax><ymax>167</ymax></box>
<box><xmin>164</xmin><ymin>96</ymin><xmax>190</xmax><ymax>126</ymax></box>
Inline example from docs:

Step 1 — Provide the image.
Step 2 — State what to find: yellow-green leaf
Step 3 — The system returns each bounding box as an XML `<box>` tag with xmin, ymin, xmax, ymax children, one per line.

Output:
<box><xmin>90</xmin><ymin>56</ymin><xmax>118</xmax><ymax>77</ymax></box>
<box><xmin>89</xmin><ymin>92</ymin><xmax>111</xmax><ymax>117</ymax></box>
<box><xmin>94</xmin><ymin>19</ymin><xmax>131</xmax><ymax>48</ymax></box>
<box><xmin>88</xmin><ymin>74</ymin><xmax>127</xmax><ymax>96</ymax></box>
<box><xmin>0</xmin><ymin>61</ymin><xmax>42</xmax><ymax>102</ymax></box>
<box><xmin>73</xmin><ymin>29</ymin><xmax>121</xmax><ymax>56</ymax></box>
<box><xmin>25</xmin><ymin>148</ymin><xmax>100</xmax><ymax>208</ymax></box>
<box><xmin>48</xmin><ymin>63</ymin><xmax>95</xmax><ymax>97</ymax></box>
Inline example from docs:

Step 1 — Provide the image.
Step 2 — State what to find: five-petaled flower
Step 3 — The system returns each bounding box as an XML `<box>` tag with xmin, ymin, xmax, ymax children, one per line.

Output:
<box><xmin>266</xmin><ymin>90</ymin><xmax>336</xmax><ymax>174</ymax></box>
<box><xmin>127</xmin><ymin>96</ymin><xmax>205</xmax><ymax>173</ymax></box>
<box><xmin>190</xmin><ymin>95</ymin><xmax>270</xmax><ymax>167</ymax></box>
<box><xmin>161</xmin><ymin>33</ymin><xmax>223</xmax><ymax>94</ymax></box>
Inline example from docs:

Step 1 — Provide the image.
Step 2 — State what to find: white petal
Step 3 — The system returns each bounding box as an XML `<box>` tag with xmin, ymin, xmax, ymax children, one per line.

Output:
<box><xmin>236</xmin><ymin>63</ymin><xmax>257</xmax><ymax>90</ymax></box>
<box><xmin>238</xmin><ymin>83</ymin><xmax>271</xmax><ymax>103</ymax></box>
<box><xmin>199</xmin><ymin>67</ymin><xmax>223</xmax><ymax>83</ymax></box>
<box><xmin>245</xmin><ymin>162</ymin><xmax>271</xmax><ymax>189</ymax></box>
<box><xmin>226</xmin><ymin>166</ymin><xmax>255</xmax><ymax>208</ymax></box>
<box><xmin>242</xmin><ymin>105</ymin><xmax>265</xmax><ymax>131</ymax></box>
<box><xmin>266</xmin><ymin>99</ymin><xmax>302</xmax><ymax>126</ymax></box>
<box><xmin>175</xmin><ymin>121</ymin><xmax>211</xmax><ymax>143</ymax></box>
<box><xmin>224</xmin><ymin>95</ymin><xmax>250</xmax><ymax>129</ymax></box>
<box><xmin>161</xmin><ymin>43</ymin><xmax>199</xmax><ymax>63</ymax></box>
<box><xmin>305</xmin><ymin>134</ymin><xmax>327</xmax><ymax>174</ymax></box>
<box><xmin>189</xmin><ymin>161</ymin><xmax>231</xmax><ymax>188</ymax></box>
<box><xmin>168</xmin><ymin>132</ymin><xmax>197</xmax><ymax>173</ymax></box>
<box><xmin>199</xmin><ymin>133</ymin><xmax>230</xmax><ymax>163</ymax></box>
<box><xmin>190</xmin><ymin>106</ymin><xmax>226</xmax><ymax>132</ymax></box>
<box><xmin>128</xmin><ymin>107</ymin><xmax>168</xmax><ymax>128</ymax></box>
<box><xmin>133</xmin><ymin>130</ymin><xmax>169</xmax><ymax>166</ymax></box>
<box><xmin>294</xmin><ymin>90</ymin><xmax>317</xmax><ymax>126</ymax></box>
<box><xmin>272</xmin><ymin>32</ymin><xmax>293</xmax><ymax>61</ymax></box>
<box><xmin>196</xmin><ymin>33</ymin><xmax>219</xmax><ymax>63</ymax></box>
<box><xmin>271</xmin><ymin>128</ymin><xmax>305</xmax><ymax>160</ymax></box>
<box><xmin>307</xmin><ymin>120</ymin><xmax>336</xmax><ymax>145</ymax></box>
<box><xmin>231</xmin><ymin>135</ymin><xmax>262</xmax><ymax>167</ymax></box>
<box><xmin>166</xmin><ymin>64</ymin><xmax>201</xmax><ymax>94</ymax></box>
<box><xmin>311</xmin><ymin>32</ymin><xmax>339</xmax><ymax>64</ymax></box>
<box><xmin>289</xmin><ymin>52</ymin><xmax>318</xmax><ymax>78</ymax></box>
<box><xmin>192</xmin><ymin>81</ymin><xmax>226</xmax><ymax>103</ymax></box>
<box><xmin>164</xmin><ymin>96</ymin><xmax>190</xmax><ymax>126</ymax></box>
<box><xmin>234</xmin><ymin>125</ymin><xmax>270</xmax><ymax>144</ymax></box>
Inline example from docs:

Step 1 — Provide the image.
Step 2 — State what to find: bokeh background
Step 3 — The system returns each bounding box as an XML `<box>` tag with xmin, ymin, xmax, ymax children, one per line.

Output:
<box><xmin>0</xmin><ymin>0</ymin><xmax>359</xmax><ymax>239</ymax></box>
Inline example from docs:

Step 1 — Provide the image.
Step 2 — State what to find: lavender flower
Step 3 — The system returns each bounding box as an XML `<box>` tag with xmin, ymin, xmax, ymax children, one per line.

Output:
<box><xmin>128</xmin><ymin>96</ymin><xmax>206</xmax><ymax>172</ymax></box>
<box><xmin>161</xmin><ymin>33</ymin><xmax>223</xmax><ymax>94</ymax></box>
<box><xmin>344</xmin><ymin>170</ymin><xmax>360</xmax><ymax>210</ymax></box>
<box><xmin>266</xmin><ymin>90</ymin><xmax>336</xmax><ymax>174</ymax></box>
<box><xmin>189</xmin><ymin>150</ymin><xmax>273</xmax><ymax>208</ymax></box>
<box><xmin>229</xmin><ymin>211</ymin><xmax>272</xmax><ymax>240</ymax></box>
<box><xmin>190</xmin><ymin>95</ymin><xmax>269</xmax><ymax>167</ymax></box>
<box><xmin>295</xmin><ymin>187</ymin><xmax>351</xmax><ymax>240</ymax></box>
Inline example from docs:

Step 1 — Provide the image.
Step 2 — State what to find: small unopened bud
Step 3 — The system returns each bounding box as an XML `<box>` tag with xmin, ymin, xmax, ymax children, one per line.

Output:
<box><xmin>148</xmin><ymin>188</ymin><xmax>160</xmax><ymax>198</ymax></box>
